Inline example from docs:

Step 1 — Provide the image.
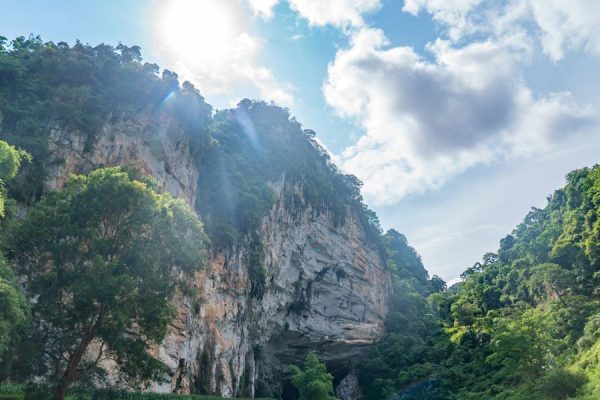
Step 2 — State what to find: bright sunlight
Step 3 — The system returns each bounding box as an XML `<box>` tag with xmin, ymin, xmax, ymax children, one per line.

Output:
<box><xmin>153</xmin><ymin>0</ymin><xmax>239</xmax><ymax>66</ymax></box>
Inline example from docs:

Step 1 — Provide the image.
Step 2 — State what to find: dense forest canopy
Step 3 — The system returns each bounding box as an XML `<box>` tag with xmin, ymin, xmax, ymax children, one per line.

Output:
<box><xmin>360</xmin><ymin>165</ymin><xmax>600</xmax><ymax>400</ymax></box>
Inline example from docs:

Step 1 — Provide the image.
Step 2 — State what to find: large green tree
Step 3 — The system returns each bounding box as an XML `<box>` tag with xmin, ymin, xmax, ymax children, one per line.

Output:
<box><xmin>0</xmin><ymin>259</ymin><xmax>27</xmax><ymax>362</ymax></box>
<box><xmin>10</xmin><ymin>167</ymin><xmax>207</xmax><ymax>400</ymax></box>
<box><xmin>289</xmin><ymin>352</ymin><xmax>337</xmax><ymax>400</ymax></box>
<box><xmin>0</xmin><ymin>140</ymin><xmax>29</xmax><ymax>366</ymax></box>
<box><xmin>0</xmin><ymin>140</ymin><xmax>29</xmax><ymax>216</ymax></box>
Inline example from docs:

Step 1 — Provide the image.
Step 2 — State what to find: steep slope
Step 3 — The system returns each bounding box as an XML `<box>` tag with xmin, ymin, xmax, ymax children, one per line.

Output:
<box><xmin>360</xmin><ymin>165</ymin><xmax>600</xmax><ymax>400</ymax></box>
<box><xmin>429</xmin><ymin>165</ymin><xmax>600</xmax><ymax>399</ymax></box>
<box><xmin>0</xmin><ymin>36</ymin><xmax>398</xmax><ymax>398</ymax></box>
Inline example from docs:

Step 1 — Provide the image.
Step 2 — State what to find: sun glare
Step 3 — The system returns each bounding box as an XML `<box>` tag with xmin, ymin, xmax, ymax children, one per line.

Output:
<box><xmin>154</xmin><ymin>0</ymin><xmax>238</xmax><ymax>66</ymax></box>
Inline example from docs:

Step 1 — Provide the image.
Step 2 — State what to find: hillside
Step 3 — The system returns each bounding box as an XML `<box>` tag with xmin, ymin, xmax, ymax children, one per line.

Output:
<box><xmin>378</xmin><ymin>165</ymin><xmax>600</xmax><ymax>400</ymax></box>
<box><xmin>0</xmin><ymin>35</ymin><xmax>440</xmax><ymax>400</ymax></box>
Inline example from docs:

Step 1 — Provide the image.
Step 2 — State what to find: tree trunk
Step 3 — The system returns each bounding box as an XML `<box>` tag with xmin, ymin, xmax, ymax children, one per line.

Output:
<box><xmin>53</xmin><ymin>383</ymin><xmax>67</xmax><ymax>400</ymax></box>
<box><xmin>53</xmin><ymin>304</ymin><xmax>105</xmax><ymax>400</ymax></box>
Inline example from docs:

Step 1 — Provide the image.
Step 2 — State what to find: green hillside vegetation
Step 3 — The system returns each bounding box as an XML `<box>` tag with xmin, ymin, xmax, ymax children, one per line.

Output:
<box><xmin>0</xmin><ymin>141</ymin><xmax>29</xmax><ymax>367</ymax></box>
<box><xmin>289</xmin><ymin>352</ymin><xmax>336</xmax><ymax>400</ymax></box>
<box><xmin>360</xmin><ymin>165</ymin><xmax>600</xmax><ymax>399</ymax></box>
<box><xmin>0</xmin><ymin>383</ymin><xmax>276</xmax><ymax>400</ymax></box>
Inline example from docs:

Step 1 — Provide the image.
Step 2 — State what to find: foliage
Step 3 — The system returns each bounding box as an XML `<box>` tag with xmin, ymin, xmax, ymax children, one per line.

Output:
<box><xmin>358</xmin><ymin>230</ymin><xmax>445</xmax><ymax>400</ymax></box>
<box><xmin>194</xmin><ymin>99</ymin><xmax>383</xmax><ymax>250</ymax></box>
<box><xmin>538</xmin><ymin>368</ymin><xmax>587</xmax><ymax>400</ymax></box>
<box><xmin>0</xmin><ymin>35</ymin><xmax>211</xmax><ymax>205</ymax></box>
<box><xmin>420</xmin><ymin>165</ymin><xmax>600</xmax><ymax>399</ymax></box>
<box><xmin>359</xmin><ymin>164</ymin><xmax>600</xmax><ymax>399</ymax></box>
<box><xmin>289</xmin><ymin>352</ymin><xmax>337</xmax><ymax>400</ymax></box>
<box><xmin>0</xmin><ymin>140</ymin><xmax>28</xmax><ymax>369</ymax></box>
<box><xmin>0</xmin><ymin>141</ymin><xmax>29</xmax><ymax>217</ymax></box>
<box><xmin>9</xmin><ymin>167</ymin><xmax>207</xmax><ymax>399</ymax></box>
<box><xmin>0</xmin><ymin>259</ymin><xmax>28</xmax><ymax>366</ymax></box>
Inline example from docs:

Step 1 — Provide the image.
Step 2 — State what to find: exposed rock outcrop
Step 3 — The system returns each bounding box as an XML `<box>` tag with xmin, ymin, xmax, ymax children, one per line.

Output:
<box><xmin>46</xmin><ymin>112</ymin><xmax>198</xmax><ymax>205</ymax></box>
<box><xmin>45</xmin><ymin>113</ymin><xmax>391</xmax><ymax>399</ymax></box>
<box><xmin>336</xmin><ymin>373</ymin><xmax>362</xmax><ymax>400</ymax></box>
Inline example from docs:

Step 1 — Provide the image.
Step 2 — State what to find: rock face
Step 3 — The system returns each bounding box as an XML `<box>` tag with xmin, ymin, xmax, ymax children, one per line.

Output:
<box><xmin>336</xmin><ymin>374</ymin><xmax>362</xmax><ymax>400</ymax></box>
<box><xmin>45</xmin><ymin>113</ymin><xmax>391</xmax><ymax>399</ymax></box>
<box><xmin>46</xmin><ymin>111</ymin><xmax>198</xmax><ymax>205</ymax></box>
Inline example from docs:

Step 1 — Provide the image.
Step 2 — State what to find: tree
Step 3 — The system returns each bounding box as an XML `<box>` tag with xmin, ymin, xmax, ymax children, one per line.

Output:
<box><xmin>383</xmin><ymin>229</ymin><xmax>429</xmax><ymax>288</ymax></box>
<box><xmin>0</xmin><ymin>140</ymin><xmax>29</xmax><ymax>365</ymax></box>
<box><xmin>10</xmin><ymin>167</ymin><xmax>207</xmax><ymax>400</ymax></box>
<box><xmin>429</xmin><ymin>275</ymin><xmax>447</xmax><ymax>292</ymax></box>
<box><xmin>486</xmin><ymin>308</ymin><xmax>558</xmax><ymax>383</ymax></box>
<box><xmin>289</xmin><ymin>352</ymin><xmax>337</xmax><ymax>400</ymax></box>
<box><xmin>0</xmin><ymin>140</ymin><xmax>29</xmax><ymax>217</ymax></box>
<box><xmin>0</xmin><ymin>36</ymin><xmax>7</xmax><ymax>52</ymax></box>
<box><xmin>528</xmin><ymin>263</ymin><xmax>575</xmax><ymax>306</ymax></box>
<box><xmin>538</xmin><ymin>368</ymin><xmax>587</xmax><ymax>400</ymax></box>
<box><xmin>0</xmin><ymin>251</ymin><xmax>28</xmax><ymax>363</ymax></box>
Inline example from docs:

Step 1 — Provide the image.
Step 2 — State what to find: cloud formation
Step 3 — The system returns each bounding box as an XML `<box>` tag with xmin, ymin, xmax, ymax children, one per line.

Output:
<box><xmin>246</xmin><ymin>0</ymin><xmax>279</xmax><ymax>19</ymax></box>
<box><xmin>153</xmin><ymin>0</ymin><xmax>292</xmax><ymax>107</ymax></box>
<box><xmin>288</xmin><ymin>0</ymin><xmax>381</xmax><ymax>27</ymax></box>
<box><xmin>247</xmin><ymin>0</ymin><xmax>381</xmax><ymax>27</ymax></box>
<box><xmin>404</xmin><ymin>0</ymin><xmax>600</xmax><ymax>60</ymax></box>
<box><xmin>324</xmin><ymin>28</ymin><xmax>596</xmax><ymax>205</ymax></box>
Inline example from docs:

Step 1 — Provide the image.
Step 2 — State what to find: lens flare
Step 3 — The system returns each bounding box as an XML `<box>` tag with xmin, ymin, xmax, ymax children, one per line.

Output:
<box><xmin>153</xmin><ymin>0</ymin><xmax>238</xmax><ymax>67</ymax></box>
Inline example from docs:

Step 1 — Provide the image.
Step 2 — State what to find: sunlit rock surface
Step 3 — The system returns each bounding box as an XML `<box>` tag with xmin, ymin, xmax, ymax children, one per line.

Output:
<box><xmin>46</xmin><ymin>114</ymin><xmax>390</xmax><ymax>399</ymax></box>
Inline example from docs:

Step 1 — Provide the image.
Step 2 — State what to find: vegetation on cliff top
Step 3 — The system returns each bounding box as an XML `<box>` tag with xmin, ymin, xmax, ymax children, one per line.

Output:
<box><xmin>0</xmin><ymin>34</ymin><xmax>383</xmax><ymax>253</ymax></box>
<box><xmin>0</xmin><ymin>140</ymin><xmax>29</xmax><ymax>363</ymax></box>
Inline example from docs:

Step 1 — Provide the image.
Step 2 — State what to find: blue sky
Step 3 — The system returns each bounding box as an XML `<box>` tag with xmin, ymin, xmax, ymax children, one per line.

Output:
<box><xmin>2</xmin><ymin>0</ymin><xmax>600</xmax><ymax>282</ymax></box>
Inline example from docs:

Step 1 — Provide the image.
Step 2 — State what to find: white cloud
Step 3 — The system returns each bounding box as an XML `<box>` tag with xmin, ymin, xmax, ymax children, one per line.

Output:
<box><xmin>152</xmin><ymin>0</ymin><xmax>293</xmax><ymax>107</ymax></box>
<box><xmin>245</xmin><ymin>0</ymin><xmax>382</xmax><ymax>27</ymax></box>
<box><xmin>243</xmin><ymin>64</ymin><xmax>295</xmax><ymax>106</ymax></box>
<box><xmin>403</xmin><ymin>0</ymin><xmax>600</xmax><ymax>61</ymax></box>
<box><xmin>529</xmin><ymin>0</ymin><xmax>600</xmax><ymax>60</ymax></box>
<box><xmin>324</xmin><ymin>28</ymin><xmax>597</xmax><ymax>205</ymax></box>
<box><xmin>380</xmin><ymin>137</ymin><xmax>600</xmax><ymax>281</ymax></box>
<box><xmin>403</xmin><ymin>0</ymin><xmax>484</xmax><ymax>41</ymax></box>
<box><xmin>246</xmin><ymin>0</ymin><xmax>279</xmax><ymax>19</ymax></box>
<box><xmin>288</xmin><ymin>0</ymin><xmax>382</xmax><ymax>27</ymax></box>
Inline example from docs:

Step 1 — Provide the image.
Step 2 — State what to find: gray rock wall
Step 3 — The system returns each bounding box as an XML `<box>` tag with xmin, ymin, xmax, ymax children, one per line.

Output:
<box><xmin>45</xmin><ymin>112</ymin><xmax>390</xmax><ymax>398</ymax></box>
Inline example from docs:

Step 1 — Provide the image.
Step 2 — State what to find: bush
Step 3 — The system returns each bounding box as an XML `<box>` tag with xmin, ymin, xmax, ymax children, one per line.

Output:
<box><xmin>23</xmin><ymin>384</ymin><xmax>51</xmax><ymax>400</ymax></box>
<box><xmin>0</xmin><ymin>384</ymin><xmax>24</xmax><ymax>394</ymax></box>
<box><xmin>88</xmin><ymin>388</ymin><xmax>275</xmax><ymax>400</ymax></box>
<box><xmin>538</xmin><ymin>368</ymin><xmax>587</xmax><ymax>400</ymax></box>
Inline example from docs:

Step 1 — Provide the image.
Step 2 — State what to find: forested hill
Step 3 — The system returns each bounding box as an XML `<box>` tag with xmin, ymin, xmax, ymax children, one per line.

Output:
<box><xmin>365</xmin><ymin>165</ymin><xmax>600</xmax><ymax>400</ymax></box>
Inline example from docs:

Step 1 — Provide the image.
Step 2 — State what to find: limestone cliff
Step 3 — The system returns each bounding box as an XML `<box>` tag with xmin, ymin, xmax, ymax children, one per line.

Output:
<box><xmin>44</xmin><ymin>111</ymin><xmax>391</xmax><ymax>399</ymax></box>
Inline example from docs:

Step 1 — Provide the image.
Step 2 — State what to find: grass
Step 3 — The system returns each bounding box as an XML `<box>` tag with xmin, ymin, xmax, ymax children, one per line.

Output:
<box><xmin>0</xmin><ymin>392</ymin><xmax>275</xmax><ymax>400</ymax></box>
